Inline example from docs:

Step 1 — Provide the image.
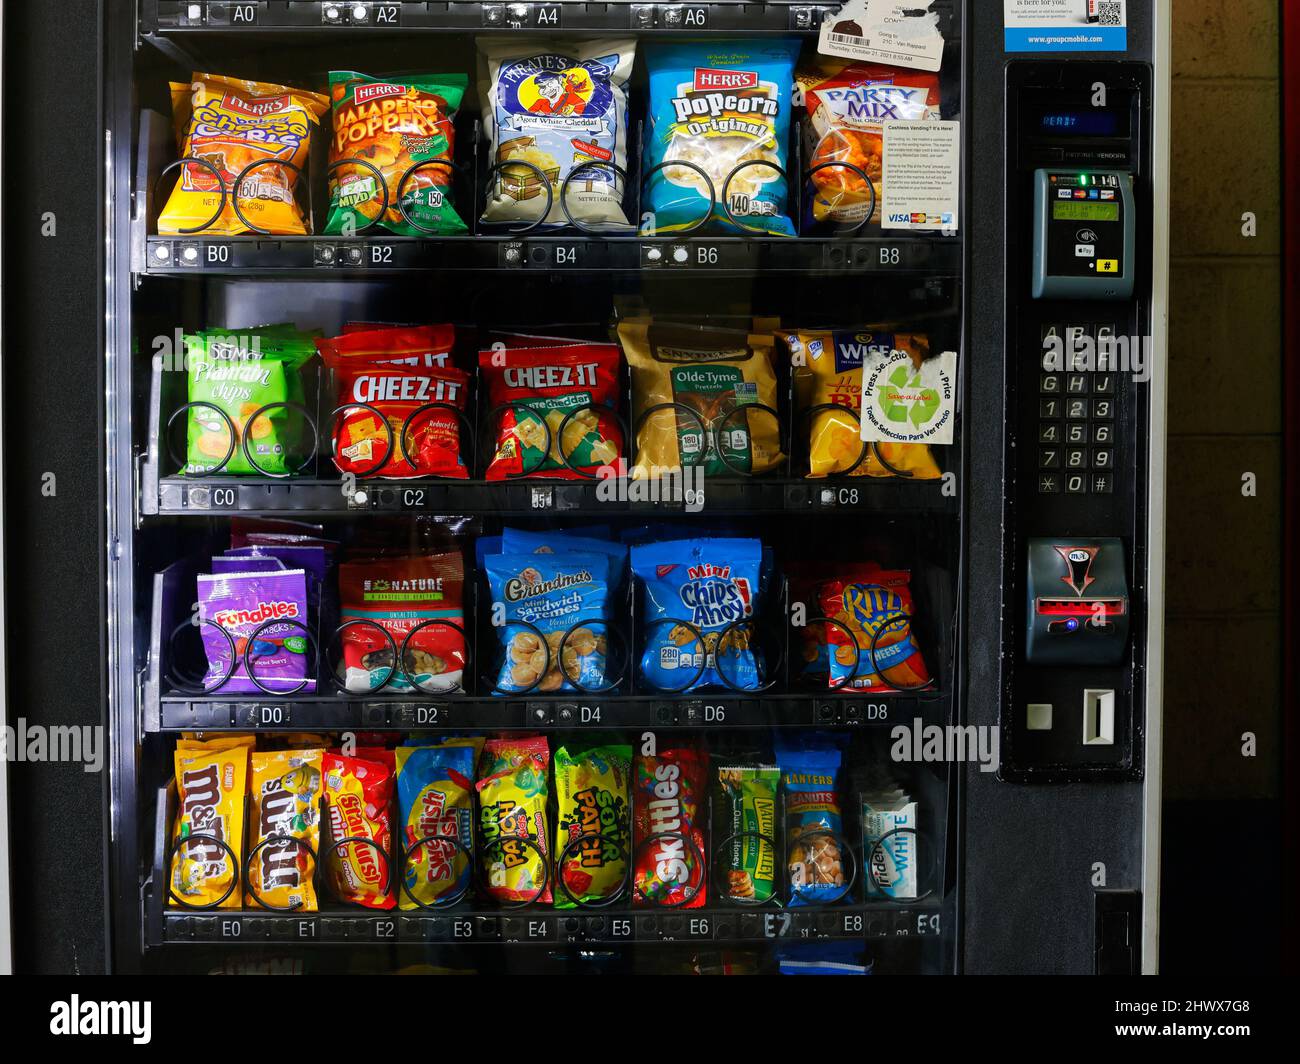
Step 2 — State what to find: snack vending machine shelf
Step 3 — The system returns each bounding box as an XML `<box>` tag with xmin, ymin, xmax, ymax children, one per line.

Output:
<box><xmin>2</xmin><ymin>0</ymin><xmax>1163</xmax><ymax>976</ymax></box>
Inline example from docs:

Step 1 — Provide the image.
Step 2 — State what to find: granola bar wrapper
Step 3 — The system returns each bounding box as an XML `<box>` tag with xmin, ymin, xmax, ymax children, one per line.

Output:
<box><xmin>716</xmin><ymin>763</ymin><xmax>779</xmax><ymax>904</ymax></box>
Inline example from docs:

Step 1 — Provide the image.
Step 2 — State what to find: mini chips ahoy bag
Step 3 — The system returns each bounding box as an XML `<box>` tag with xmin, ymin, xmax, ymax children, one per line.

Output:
<box><xmin>643</xmin><ymin>40</ymin><xmax>800</xmax><ymax>236</ymax></box>
<box><xmin>632</xmin><ymin>538</ymin><xmax>762</xmax><ymax>692</ymax></box>
<box><xmin>485</xmin><ymin>552</ymin><xmax>611</xmax><ymax>694</ymax></box>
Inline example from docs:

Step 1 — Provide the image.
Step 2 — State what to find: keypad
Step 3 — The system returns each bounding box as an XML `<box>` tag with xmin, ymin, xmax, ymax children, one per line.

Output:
<box><xmin>1037</xmin><ymin>323</ymin><xmax>1121</xmax><ymax>495</ymax></box>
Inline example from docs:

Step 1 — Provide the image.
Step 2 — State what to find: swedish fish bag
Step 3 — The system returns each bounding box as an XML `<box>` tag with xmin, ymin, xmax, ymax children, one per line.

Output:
<box><xmin>160</xmin><ymin>73</ymin><xmax>329</xmax><ymax>236</ymax></box>
<box><xmin>397</xmin><ymin>744</ymin><xmax>476</xmax><ymax>909</ymax></box>
<box><xmin>171</xmin><ymin>742</ymin><xmax>249</xmax><ymax>909</ymax></box>
<box><xmin>247</xmin><ymin>749</ymin><xmax>323</xmax><ymax>911</ymax></box>
<box><xmin>786</xmin><ymin>329</ymin><xmax>942</xmax><ymax>480</ymax></box>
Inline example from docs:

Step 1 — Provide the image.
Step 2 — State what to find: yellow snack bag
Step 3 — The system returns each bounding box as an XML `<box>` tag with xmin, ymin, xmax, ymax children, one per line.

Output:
<box><xmin>786</xmin><ymin>329</ymin><xmax>942</xmax><ymax>480</ymax></box>
<box><xmin>476</xmin><ymin>736</ymin><xmax>552</xmax><ymax>905</ymax></box>
<box><xmin>620</xmin><ymin>320</ymin><xmax>785</xmax><ymax>479</ymax></box>
<box><xmin>554</xmin><ymin>743</ymin><xmax>631</xmax><ymax>908</ymax></box>
<box><xmin>159</xmin><ymin>73</ymin><xmax>329</xmax><ymax>237</ymax></box>
<box><xmin>177</xmin><ymin>734</ymin><xmax>256</xmax><ymax>754</ymax></box>
<box><xmin>247</xmin><ymin>749</ymin><xmax>324</xmax><ymax>911</ymax></box>
<box><xmin>397</xmin><ymin>744</ymin><xmax>476</xmax><ymax>910</ymax></box>
<box><xmin>171</xmin><ymin>744</ymin><xmax>248</xmax><ymax>909</ymax></box>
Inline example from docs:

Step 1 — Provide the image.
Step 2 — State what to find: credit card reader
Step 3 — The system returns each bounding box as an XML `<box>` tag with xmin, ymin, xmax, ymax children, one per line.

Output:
<box><xmin>1032</xmin><ymin>169</ymin><xmax>1135</xmax><ymax>300</ymax></box>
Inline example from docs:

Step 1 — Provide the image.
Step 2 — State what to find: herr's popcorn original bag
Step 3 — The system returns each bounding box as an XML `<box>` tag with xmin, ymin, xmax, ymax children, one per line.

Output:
<box><xmin>819</xmin><ymin>563</ymin><xmax>931</xmax><ymax>692</ymax></box>
<box><xmin>632</xmin><ymin>537</ymin><xmax>763</xmax><ymax>692</ymax></box>
<box><xmin>479</xmin><ymin>339</ymin><xmax>623</xmax><ymax>480</ymax></box>
<box><xmin>246</xmin><ymin>748</ymin><xmax>323</xmax><ymax>911</ymax></box>
<box><xmin>337</xmin><ymin>552</ymin><xmax>466</xmax><ymax>694</ymax></box>
<box><xmin>786</xmin><ymin>329</ymin><xmax>942</xmax><ymax>480</ymax></box>
<box><xmin>317</xmin><ymin>324</ymin><xmax>470</xmax><ymax>479</ymax></box>
<box><xmin>632</xmin><ymin>745</ymin><xmax>708</xmax><ymax>909</ymax></box>
<box><xmin>198</xmin><ymin>568</ymin><xmax>313</xmax><ymax>693</ymax></box>
<box><xmin>643</xmin><ymin>39</ymin><xmax>800</xmax><ymax>235</ymax></box>
<box><xmin>479</xmin><ymin>39</ymin><xmax>634</xmax><ymax>230</ymax></box>
<box><xmin>620</xmin><ymin>320</ymin><xmax>784</xmax><ymax>479</ymax></box>
<box><xmin>171</xmin><ymin>741</ymin><xmax>249</xmax><ymax>909</ymax></box>
<box><xmin>322</xmin><ymin>749</ymin><xmax>396</xmax><ymax>909</ymax></box>
<box><xmin>397</xmin><ymin>744</ymin><xmax>476</xmax><ymax>909</ymax></box>
<box><xmin>477</xmin><ymin>736</ymin><xmax>552</xmax><ymax>905</ymax></box>
<box><xmin>160</xmin><ymin>74</ymin><xmax>329</xmax><ymax>236</ymax></box>
<box><xmin>183</xmin><ymin>325</ymin><xmax>317</xmax><ymax>477</ymax></box>
<box><xmin>797</xmin><ymin>59</ymin><xmax>942</xmax><ymax>229</ymax></box>
<box><xmin>554</xmin><ymin>743</ymin><xmax>632</xmax><ymax>908</ymax></box>
<box><xmin>325</xmin><ymin>71</ymin><xmax>467</xmax><ymax>236</ymax></box>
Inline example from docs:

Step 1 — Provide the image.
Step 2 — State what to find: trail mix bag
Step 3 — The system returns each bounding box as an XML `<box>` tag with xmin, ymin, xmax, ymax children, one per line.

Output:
<box><xmin>479</xmin><ymin>39</ymin><xmax>634</xmax><ymax>230</ymax></box>
<box><xmin>643</xmin><ymin>40</ymin><xmax>800</xmax><ymax>235</ymax></box>
<box><xmin>797</xmin><ymin>60</ymin><xmax>942</xmax><ymax>229</ymax></box>
<box><xmin>184</xmin><ymin>326</ymin><xmax>317</xmax><ymax>477</ymax></box>
<box><xmin>337</xmin><ymin>552</ymin><xmax>465</xmax><ymax>694</ymax></box>
<box><xmin>161</xmin><ymin>74</ymin><xmax>329</xmax><ymax>236</ymax></box>
<box><xmin>620</xmin><ymin>321</ymin><xmax>784</xmax><ymax>479</ymax></box>
<box><xmin>554</xmin><ymin>743</ymin><xmax>632</xmax><ymax>907</ymax></box>
<box><xmin>477</xmin><ymin>736</ymin><xmax>552</xmax><ymax>905</ymax></box>
<box><xmin>247</xmin><ymin>748</ymin><xmax>323</xmax><ymax>911</ymax></box>
<box><xmin>317</xmin><ymin>324</ymin><xmax>469</xmax><ymax>479</ymax></box>
<box><xmin>325</xmin><ymin>71</ymin><xmax>467</xmax><ymax>236</ymax></box>
<box><xmin>479</xmin><ymin>339</ymin><xmax>622</xmax><ymax>480</ymax></box>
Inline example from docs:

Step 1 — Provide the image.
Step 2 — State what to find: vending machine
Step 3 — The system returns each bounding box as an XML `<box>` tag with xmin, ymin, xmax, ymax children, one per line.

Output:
<box><xmin>4</xmin><ymin>0</ymin><xmax>1169</xmax><ymax>975</ymax></box>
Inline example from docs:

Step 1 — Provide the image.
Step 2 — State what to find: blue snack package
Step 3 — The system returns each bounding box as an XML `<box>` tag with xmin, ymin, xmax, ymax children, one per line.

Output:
<box><xmin>643</xmin><ymin>39</ymin><xmax>800</xmax><ymax>236</ymax></box>
<box><xmin>486</xmin><ymin>552</ymin><xmax>612</xmax><ymax>694</ymax></box>
<box><xmin>777</xmin><ymin>744</ymin><xmax>846</xmax><ymax>907</ymax></box>
<box><xmin>396</xmin><ymin>744</ymin><xmax>476</xmax><ymax>909</ymax></box>
<box><xmin>501</xmin><ymin>526</ymin><xmax>629</xmax><ymax>590</ymax></box>
<box><xmin>777</xmin><ymin>941</ymin><xmax>873</xmax><ymax>975</ymax></box>
<box><xmin>631</xmin><ymin>538</ymin><xmax>762</xmax><ymax>692</ymax></box>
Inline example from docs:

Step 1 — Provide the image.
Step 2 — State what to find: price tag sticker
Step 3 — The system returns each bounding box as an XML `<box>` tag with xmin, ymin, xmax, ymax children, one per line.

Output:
<box><xmin>819</xmin><ymin>0</ymin><xmax>945</xmax><ymax>71</ymax></box>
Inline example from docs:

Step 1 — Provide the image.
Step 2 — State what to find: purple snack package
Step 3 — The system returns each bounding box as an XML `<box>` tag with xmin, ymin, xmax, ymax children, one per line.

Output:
<box><xmin>198</xmin><ymin>569</ymin><xmax>314</xmax><ymax>694</ymax></box>
<box><xmin>210</xmin><ymin>556</ymin><xmax>285</xmax><ymax>575</ymax></box>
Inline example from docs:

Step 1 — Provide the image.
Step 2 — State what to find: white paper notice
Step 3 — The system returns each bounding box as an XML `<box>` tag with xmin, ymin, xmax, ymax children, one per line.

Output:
<box><xmin>880</xmin><ymin>120</ymin><xmax>960</xmax><ymax>232</ymax></box>
<box><xmin>860</xmin><ymin>349</ymin><xmax>958</xmax><ymax>447</ymax></box>
<box><xmin>819</xmin><ymin>0</ymin><xmax>946</xmax><ymax>71</ymax></box>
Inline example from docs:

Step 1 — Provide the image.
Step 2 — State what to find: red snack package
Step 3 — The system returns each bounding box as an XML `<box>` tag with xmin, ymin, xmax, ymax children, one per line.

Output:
<box><xmin>818</xmin><ymin>563</ymin><xmax>931</xmax><ymax>693</ymax></box>
<box><xmin>322</xmin><ymin>749</ymin><xmax>396</xmax><ymax>910</ymax></box>
<box><xmin>633</xmin><ymin>745</ymin><xmax>708</xmax><ymax>909</ymax></box>
<box><xmin>337</xmin><ymin>552</ymin><xmax>466</xmax><ymax>695</ymax></box>
<box><xmin>479</xmin><ymin>340</ymin><xmax>623</xmax><ymax>481</ymax></box>
<box><xmin>317</xmin><ymin>324</ymin><xmax>469</xmax><ymax>479</ymax></box>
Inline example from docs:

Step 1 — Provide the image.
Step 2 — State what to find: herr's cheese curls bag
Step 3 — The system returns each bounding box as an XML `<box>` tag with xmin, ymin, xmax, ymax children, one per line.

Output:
<box><xmin>477</xmin><ymin>736</ymin><xmax>552</xmax><ymax>905</ymax></box>
<box><xmin>554</xmin><ymin>743</ymin><xmax>632</xmax><ymax>908</ymax></box>
<box><xmin>160</xmin><ymin>74</ymin><xmax>329</xmax><ymax>236</ymax></box>
<box><xmin>785</xmin><ymin>329</ymin><xmax>942</xmax><ymax>480</ymax></box>
<box><xmin>397</xmin><ymin>744</ymin><xmax>476</xmax><ymax>909</ymax></box>
<box><xmin>325</xmin><ymin>72</ymin><xmax>468</xmax><ymax>236</ymax></box>
<box><xmin>247</xmin><ymin>748</ymin><xmax>324</xmax><ymax>911</ymax></box>
<box><xmin>323</xmin><ymin>749</ymin><xmax>396</xmax><ymax>910</ymax></box>
<box><xmin>620</xmin><ymin>320</ymin><xmax>784</xmax><ymax>479</ymax></box>
<box><xmin>171</xmin><ymin>743</ymin><xmax>249</xmax><ymax>909</ymax></box>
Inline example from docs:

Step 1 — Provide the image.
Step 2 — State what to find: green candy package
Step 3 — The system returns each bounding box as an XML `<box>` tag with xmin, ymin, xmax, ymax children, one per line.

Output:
<box><xmin>325</xmin><ymin>72</ymin><xmax>468</xmax><ymax>236</ymax></box>
<box><xmin>183</xmin><ymin>325</ymin><xmax>316</xmax><ymax>477</ymax></box>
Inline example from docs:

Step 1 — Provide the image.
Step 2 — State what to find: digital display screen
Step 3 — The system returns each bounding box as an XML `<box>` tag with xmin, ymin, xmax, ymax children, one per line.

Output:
<box><xmin>1036</xmin><ymin>110</ymin><xmax>1123</xmax><ymax>136</ymax></box>
<box><xmin>1053</xmin><ymin>201</ymin><xmax>1120</xmax><ymax>222</ymax></box>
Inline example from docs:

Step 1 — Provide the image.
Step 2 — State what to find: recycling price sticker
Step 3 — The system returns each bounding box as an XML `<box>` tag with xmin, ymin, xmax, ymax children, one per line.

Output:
<box><xmin>860</xmin><ymin>350</ymin><xmax>958</xmax><ymax>446</ymax></box>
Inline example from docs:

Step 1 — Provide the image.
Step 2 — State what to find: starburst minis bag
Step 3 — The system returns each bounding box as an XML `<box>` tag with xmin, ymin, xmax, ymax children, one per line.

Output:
<box><xmin>785</xmin><ymin>329</ymin><xmax>941</xmax><ymax>479</ymax></box>
<box><xmin>643</xmin><ymin>39</ymin><xmax>800</xmax><ymax>236</ymax></box>
<box><xmin>171</xmin><ymin>742</ymin><xmax>249</xmax><ymax>909</ymax></box>
<box><xmin>325</xmin><ymin>72</ymin><xmax>467</xmax><ymax>236</ymax></box>
<box><xmin>621</xmin><ymin>321</ymin><xmax>784</xmax><ymax>479</ymax></box>
<box><xmin>477</xmin><ymin>736</ymin><xmax>553</xmax><ymax>905</ymax></box>
<box><xmin>797</xmin><ymin>60</ymin><xmax>941</xmax><ymax>229</ymax></box>
<box><xmin>322</xmin><ymin>749</ymin><xmax>396</xmax><ymax>909</ymax></box>
<box><xmin>161</xmin><ymin>74</ymin><xmax>328</xmax><ymax>236</ymax></box>
<box><xmin>247</xmin><ymin>748</ymin><xmax>323</xmax><ymax>911</ymax></box>
<box><xmin>479</xmin><ymin>39</ymin><xmax>634</xmax><ymax>230</ymax></box>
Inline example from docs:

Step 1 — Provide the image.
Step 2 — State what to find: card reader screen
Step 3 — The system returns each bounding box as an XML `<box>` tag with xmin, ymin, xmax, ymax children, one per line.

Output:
<box><xmin>1053</xmin><ymin>201</ymin><xmax>1120</xmax><ymax>222</ymax></box>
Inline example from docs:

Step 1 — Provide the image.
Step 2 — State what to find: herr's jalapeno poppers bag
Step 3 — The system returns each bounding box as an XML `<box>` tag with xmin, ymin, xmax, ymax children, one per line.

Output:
<box><xmin>477</xmin><ymin>736</ymin><xmax>552</xmax><ymax>905</ymax></box>
<box><xmin>161</xmin><ymin>74</ymin><xmax>329</xmax><ymax>236</ymax></box>
<box><xmin>479</xmin><ymin>339</ymin><xmax>623</xmax><ymax>480</ymax></box>
<box><xmin>322</xmin><ymin>749</ymin><xmax>396</xmax><ymax>909</ymax></box>
<box><xmin>632</xmin><ymin>538</ymin><xmax>763</xmax><ymax>693</ymax></box>
<box><xmin>643</xmin><ymin>40</ymin><xmax>800</xmax><ymax>236</ymax></box>
<box><xmin>632</xmin><ymin>745</ymin><xmax>707</xmax><ymax>908</ymax></box>
<box><xmin>397</xmin><ymin>744</ymin><xmax>476</xmax><ymax>909</ymax></box>
<box><xmin>554</xmin><ymin>743</ymin><xmax>632</xmax><ymax>907</ymax></box>
<box><xmin>317</xmin><ymin>324</ymin><xmax>470</xmax><ymax>479</ymax></box>
<box><xmin>325</xmin><ymin>71</ymin><xmax>467</xmax><ymax>236</ymax></box>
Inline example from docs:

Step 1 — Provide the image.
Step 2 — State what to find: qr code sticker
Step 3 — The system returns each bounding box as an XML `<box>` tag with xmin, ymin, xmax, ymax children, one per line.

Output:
<box><xmin>1098</xmin><ymin>1</ymin><xmax>1124</xmax><ymax>26</ymax></box>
